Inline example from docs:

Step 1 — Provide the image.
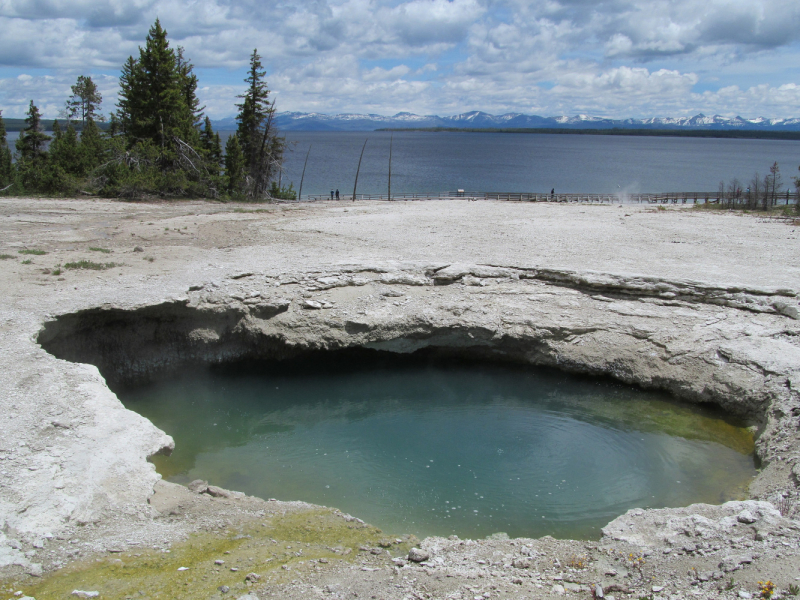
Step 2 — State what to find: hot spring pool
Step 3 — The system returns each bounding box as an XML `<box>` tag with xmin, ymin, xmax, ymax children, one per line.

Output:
<box><xmin>117</xmin><ymin>352</ymin><xmax>756</xmax><ymax>539</ymax></box>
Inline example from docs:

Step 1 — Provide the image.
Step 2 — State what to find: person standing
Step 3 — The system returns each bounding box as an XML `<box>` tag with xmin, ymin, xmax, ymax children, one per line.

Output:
<box><xmin>331</xmin><ymin>189</ymin><xmax>334</xmax><ymax>200</ymax></box>
<box><xmin>335</xmin><ymin>189</ymin><xmax>340</xmax><ymax>200</ymax></box>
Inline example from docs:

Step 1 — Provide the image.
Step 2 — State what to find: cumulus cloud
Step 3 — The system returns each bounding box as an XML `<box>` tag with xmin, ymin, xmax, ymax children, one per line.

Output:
<box><xmin>0</xmin><ymin>72</ymin><xmax>119</xmax><ymax>119</ymax></box>
<box><xmin>0</xmin><ymin>0</ymin><xmax>799</xmax><ymax>118</ymax></box>
<box><xmin>693</xmin><ymin>83</ymin><xmax>800</xmax><ymax>116</ymax></box>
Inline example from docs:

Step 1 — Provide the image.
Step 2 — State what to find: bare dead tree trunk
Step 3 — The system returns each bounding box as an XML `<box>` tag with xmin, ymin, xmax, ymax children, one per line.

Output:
<box><xmin>352</xmin><ymin>138</ymin><xmax>367</xmax><ymax>201</ymax></box>
<box><xmin>298</xmin><ymin>144</ymin><xmax>311</xmax><ymax>202</ymax></box>
<box><xmin>388</xmin><ymin>133</ymin><xmax>393</xmax><ymax>201</ymax></box>
<box><xmin>252</xmin><ymin>100</ymin><xmax>278</xmax><ymax>199</ymax></box>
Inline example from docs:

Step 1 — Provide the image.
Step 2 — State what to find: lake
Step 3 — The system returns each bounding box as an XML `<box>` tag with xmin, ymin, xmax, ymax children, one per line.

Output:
<box><xmin>7</xmin><ymin>129</ymin><xmax>800</xmax><ymax>197</ymax></box>
<box><xmin>277</xmin><ymin>131</ymin><xmax>800</xmax><ymax>197</ymax></box>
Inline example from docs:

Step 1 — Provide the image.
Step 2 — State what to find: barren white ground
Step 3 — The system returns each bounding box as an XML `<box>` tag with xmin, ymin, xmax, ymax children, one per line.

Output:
<box><xmin>1</xmin><ymin>198</ymin><xmax>799</xmax><ymax>599</ymax></box>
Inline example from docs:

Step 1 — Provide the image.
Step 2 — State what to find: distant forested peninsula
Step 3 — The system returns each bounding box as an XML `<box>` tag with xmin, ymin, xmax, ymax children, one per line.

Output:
<box><xmin>1</xmin><ymin>118</ymin><xmax>111</xmax><ymax>132</ymax></box>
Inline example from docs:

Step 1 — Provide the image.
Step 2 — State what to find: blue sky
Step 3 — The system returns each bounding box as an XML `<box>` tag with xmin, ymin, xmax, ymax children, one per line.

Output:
<box><xmin>0</xmin><ymin>0</ymin><xmax>799</xmax><ymax>120</ymax></box>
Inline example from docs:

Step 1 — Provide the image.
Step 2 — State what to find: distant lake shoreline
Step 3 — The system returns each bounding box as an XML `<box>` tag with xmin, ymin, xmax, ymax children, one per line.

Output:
<box><xmin>276</xmin><ymin>130</ymin><xmax>800</xmax><ymax>197</ymax></box>
<box><xmin>376</xmin><ymin>127</ymin><xmax>800</xmax><ymax>141</ymax></box>
<box><xmin>6</xmin><ymin>130</ymin><xmax>800</xmax><ymax>197</ymax></box>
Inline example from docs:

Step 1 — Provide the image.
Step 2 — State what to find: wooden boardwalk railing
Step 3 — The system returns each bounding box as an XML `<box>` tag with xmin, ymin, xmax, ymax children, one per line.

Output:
<box><xmin>298</xmin><ymin>191</ymin><xmax>800</xmax><ymax>204</ymax></box>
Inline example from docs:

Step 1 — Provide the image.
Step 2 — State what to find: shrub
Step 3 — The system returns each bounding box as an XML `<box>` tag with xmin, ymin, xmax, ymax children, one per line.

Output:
<box><xmin>63</xmin><ymin>260</ymin><xmax>120</xmax><ymax>270</ymax></box>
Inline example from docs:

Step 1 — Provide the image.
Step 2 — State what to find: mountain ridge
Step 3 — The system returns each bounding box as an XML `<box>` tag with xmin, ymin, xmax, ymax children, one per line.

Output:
<box><xmin>210</xmin><ymin>111</ymin><xmax>800</xmax><ymax>132</ymax></box>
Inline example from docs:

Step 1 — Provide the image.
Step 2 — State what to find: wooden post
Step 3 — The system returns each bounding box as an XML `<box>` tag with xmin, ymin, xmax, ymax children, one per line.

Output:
<box><xmin>388</xmin><ymin>133</ymin><xmax>393</xmax><ymax>201</ymax></box>
<box><xmin>297</xmin><ymin>145</ymin><xmax>311</xmax><ymax>202</ymax></box>
<box><xmin>353</xmin><ymin>138</ymin><xmax>368</xmax><ymax>201</ymax></box>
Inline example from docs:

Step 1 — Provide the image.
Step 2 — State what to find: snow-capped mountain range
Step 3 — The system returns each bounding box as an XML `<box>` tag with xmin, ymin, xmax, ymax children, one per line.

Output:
<box><xmin>211</xmin><ymin>111</ymin><xmax>800</xmax><ymax>131</ymax></box>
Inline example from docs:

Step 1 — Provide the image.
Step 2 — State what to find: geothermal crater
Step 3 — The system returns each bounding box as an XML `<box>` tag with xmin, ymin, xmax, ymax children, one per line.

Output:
<box><xmin>2</xmin><ymin>198</ymin><xmax>800</xmax><ymax>597</ymax></box>
<box><xmin>38</xmin><ymin>299</ymin><xmax>759</xmax><ymax>541</ymax></box>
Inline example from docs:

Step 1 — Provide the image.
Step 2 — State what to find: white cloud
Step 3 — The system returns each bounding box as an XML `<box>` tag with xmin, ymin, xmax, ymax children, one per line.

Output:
<box><xmin>363</xmin><ymin>65</ymin><xmax>412</xmax><ymax>82</ymax></box>
<box><xmin>693</xmin><ymin>83</ymin><xmax>800</xmax><ymax>116</ymax></box>
<box><xmin>0</xmin><ymin>0</ymin><xmax>799</xmax><ymax>118</ymax></box>
<box><xmin>554</xmin><ymin>67</ymin><xmax>698</xmax><ymax>95</ymax></box>
<box><xmin>0</xmin><ymin>72</ymin><xmax>119</xmax><ymax>119</ymax></box>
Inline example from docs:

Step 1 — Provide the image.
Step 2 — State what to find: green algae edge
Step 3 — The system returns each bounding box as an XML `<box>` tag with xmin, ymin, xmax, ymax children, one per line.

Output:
<box><xmin>562</xmin><ymin>393</ymin><xmax>756</xmax><ymax>456</ymax></box>
<box><xmin>3</xmin><ymin>508</ymin><xmax>417</xmax><ymax>600</ymax></box>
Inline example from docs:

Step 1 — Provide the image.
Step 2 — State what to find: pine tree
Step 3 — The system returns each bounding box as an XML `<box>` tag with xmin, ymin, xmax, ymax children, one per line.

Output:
<box><xmin>16</xmin><ymin>101</ymin><xmax>51</xmax><ymax>163</ymax></box>
<box><xmin>117</xmin><ymin>20</ymin><xmax>200</xmax><ymax>155</ymax></box>
<box><xmin>48</xmin><ymin>120</ymin><xmax>82</xmax><ymax>176</ymax></box>
<box><xmin>116</xmin><ymin>56</ymin><xmax>141</xmax><ymax>137</ymax></box>
<box><xmin>200</xmin><ymin>116</ymin><xmax>223</xmax><ymax>173</ymax></box>
<box><xmin>176</xmin><ymin>47</ymin><xmax>202</xmax><ymax>142</ymax></box>
<box><xmin>33</xmin><ymin>120</ymin><xmax>77</xmax><ymax>194</ymax></box>
<box><xmin>224</xmin><ymin>133</ymin><xmax>246</xmax><ymax>196</ymax></box>
<box><xmin>136</xmin><ymin>19</ymin><xmax>182</xmax><ymax>148</ymax></box>
<box><xmin>108</xmin><ymin>20</ymin><xmax>219</xmax><ymax>198</ymax></box>
<box><xmin>65</xmin><ymin>76</ymin><xmax>103</xmax><ymax>126</ymax></box>
<box><xmin>234</xmin><ymin>49</ymin><xmax>285</xmax><ymax>198</ymax></box>
<box><xmin>236</xmin><ymin>49</ymin><xmax>272</xmax><ymax>171</ymax></box>
<box><xmin>0</xmin><ymin>110</ymin><xmax>13</xmax><ymax>189</ymax></box>
<box><xmin>14</xmin><ymin>101</ymin><xmax>52</xmax><ymax>191</ymax></box>
<box><xmin>78</xmin><ymin>118</ymin><xmax>105</xmax><ymax>175</ymax></box>
<box><xmin>107</xmin><ymin>112</ymin><xmax>121</xmax><ymax>137</ymax></box>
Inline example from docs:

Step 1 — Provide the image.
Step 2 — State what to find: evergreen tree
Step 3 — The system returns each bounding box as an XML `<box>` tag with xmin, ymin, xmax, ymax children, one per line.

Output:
<box><xmin>200</xmin><ymin>116</ymin><xmax>223</xmax><ymax>173</ymax></box>
<box><xmin>65</xmin><ymin>75</ymin><xmax>103</xmax><ymax>126</ymax></box>
<box><xmin>15</xmin><ymin>101</ymin><xmax>51</xmax><ymax>191</ymax></box>
<box><xmin>0</xmin><ymin>111</ymin><xmax>13</xmax><ymax>189</ymax></box>
<box><xmin>16</xmin><ymin>101</ymin><xmax>51</xmax><ymax>162</ymax></box>
<box><xmin>176</xmin><ymin>47</ymin><xmax>202</xmax><ymax>142</ymax></box>
<box><xmin>117</xmin><ymin>20</ymin><xmax>200</xmax><ymax>155</ymax></box>
<box><xmin>78</xmin><ymin>118</ymin><xmax>105</xmax><ymax>175</ymax></box>
<box><xmin>49</xmin><ymin>120</ymin><xmax>82</xmax><ymax>176</ymax></box>
<box><xmin>236</xmin><ymin>49</ymin><xmax>272</xmax><ymax>171</ymax></box>
<box><xmin>224</xmin><ymin>133</ymin><xmax>246</xmax><ymax>196</ymax></box>
<box><xmin>35</xmin><ymin>120</ymin><xmax>76</xmax><ymax>194</ymax></box>
<box><xmin>107</xmin><ymin>112</ymin><xmax>121</xmax><ymax>137</ymax></box>
<box><xmin>116</xmin><ymin>56</ymin><xmax>141</xmax><ymax>137</ymax></box>
<box><xmin>234</xmin><ymin>49</ymin><xmax>284</xmax><ymax>198</ymax></box>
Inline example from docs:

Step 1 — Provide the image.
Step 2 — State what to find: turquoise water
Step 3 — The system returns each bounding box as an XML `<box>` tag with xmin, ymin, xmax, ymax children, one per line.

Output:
<box><xmin>117</xmin><ymin>353</ymin><xmax>756</xmax><ymax>540</ymax></box>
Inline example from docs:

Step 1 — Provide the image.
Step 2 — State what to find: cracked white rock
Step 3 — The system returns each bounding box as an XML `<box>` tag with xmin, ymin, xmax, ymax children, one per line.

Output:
<box><xmin>1</xmin><ymin>198</ymin><xmax>799</xmax><ymax>591</ymax></box>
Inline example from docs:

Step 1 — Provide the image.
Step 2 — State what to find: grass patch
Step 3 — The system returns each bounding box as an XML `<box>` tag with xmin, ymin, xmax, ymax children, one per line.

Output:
<box><xmin>19</xmin><ymin>248</ymin><xmax>47</xmax><ymax>255</ymax></box>
<box><xmin>0</xmin><ymin>254</ymin><xmax>15</xmax><ymax>260</ymax></box>
<box><xmin>63</xmin><ymin>260</ymin><xmax>121</xmax><ymax>271</ymax></box>
<box><xmin>21</xmin><ymin>259</ymin><xmax>32</xmax><ymax>264</ymax></box>
<box><xmin>693</xmin><ymin>202</ymin><xmax>800</xmax><ymax>216</ymax></box>
<box><xmin>88</xmin><ymin>247</ymin><xmax>112</xmax><ymax>254</ymax></box>
<box><xmin>233</xmin><ymin>208</ymin><xmax>272</xmax><ymax>214</ymax></box>
<box><xmin>0</xmin><ymin>508</ymin><xmax>415</xmax><ymax>600</ymax></box>
<box><xmin>51</xmin><ymin>268</ymin><xmax>62</xmax><ymax>276</ymax></box>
